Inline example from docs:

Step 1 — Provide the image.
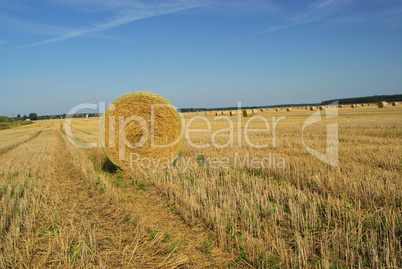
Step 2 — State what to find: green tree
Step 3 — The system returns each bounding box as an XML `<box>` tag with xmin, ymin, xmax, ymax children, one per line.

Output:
<box><xmin>0</xmin><ymin>116</ymin><xmax>9</xmax><ymax>122</ymax></box>
<box><xmin>17</xmin><ymin>114</ymin><xmax>21</xmax><ymax>120</ymax></box>
<box><xmin>28</xmin><ymin>113</ymin><xmax>38</xmax><ymax>120</ymax></box>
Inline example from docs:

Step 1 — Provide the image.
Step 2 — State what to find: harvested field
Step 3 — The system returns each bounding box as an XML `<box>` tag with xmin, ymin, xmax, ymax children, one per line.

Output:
<box><xmin>1</xmin><ymin>105</ymin><xmax>401</xmax><ymax>268</ymax></box>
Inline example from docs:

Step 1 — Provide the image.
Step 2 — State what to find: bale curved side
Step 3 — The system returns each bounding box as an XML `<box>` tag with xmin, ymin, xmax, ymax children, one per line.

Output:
<box><xmin>100</xmin><ymin>91</ymin><xmax>183</xmax><ymax>172</ymax></box>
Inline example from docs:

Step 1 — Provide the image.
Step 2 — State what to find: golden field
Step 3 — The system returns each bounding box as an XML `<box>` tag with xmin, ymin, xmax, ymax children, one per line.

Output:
<box><xmin>0</xmin><ymin>105</ymin><xmax>401</xmax><ymax>268</ymax></box>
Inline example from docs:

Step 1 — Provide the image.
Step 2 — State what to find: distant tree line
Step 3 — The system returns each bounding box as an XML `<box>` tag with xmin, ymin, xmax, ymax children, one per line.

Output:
<box><xmin>180</xmin><ymin>103</ymin><xmax>320</xmax><ymax>112</ymax></box>
<box><xmin>321</xmin><ymin>94</ymin><xmax>402</xmax><ymax>105</ymax></box>
<box><xmin>0</xmin><ymin>113</ymin><xmax>104</xmax><ymax>122</ymax></box>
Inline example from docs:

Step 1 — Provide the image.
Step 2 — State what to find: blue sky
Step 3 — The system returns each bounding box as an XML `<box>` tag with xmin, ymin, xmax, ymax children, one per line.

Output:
<box><xmin>0</xmin><ymin>0</ymin><xmax>402</xmax><ymax>116</ymax></box>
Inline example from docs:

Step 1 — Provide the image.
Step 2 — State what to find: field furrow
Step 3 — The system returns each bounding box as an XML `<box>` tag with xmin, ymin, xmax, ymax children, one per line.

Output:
<box><xmin>0</xmin><ymin>130</ymin><xmax>42</xmax><ymax>157</ymax></box>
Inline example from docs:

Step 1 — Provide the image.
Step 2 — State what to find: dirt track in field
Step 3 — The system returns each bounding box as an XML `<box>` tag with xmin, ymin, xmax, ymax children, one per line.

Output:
<box><xmin>19</xmin><ymin>124</ymin><xmax>238</xmax><ymax>268</ymax></box>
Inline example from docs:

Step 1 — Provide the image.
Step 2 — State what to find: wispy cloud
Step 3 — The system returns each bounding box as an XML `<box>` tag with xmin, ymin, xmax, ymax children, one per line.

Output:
<box><xmin>253</xmin><ymin>0</ymin><xmax>341</xmax><ymax>35</ymax></box>
<box><xmin>5</xmin><ymin>0</ymin><xmax>208</xmax><ymax>50</ymax></box>
<box><xmin>181</xmin><ymin>0</ymin><xmax>279</xmax><ymax>16</ymax></box>
<box><xmin>253</xmin><ymin>0</ymin><xmax>402</xmax><ymax>35</ymax></box>
<box><xmin>0</xmin><ymin>14</ymin><xmax>72</xmax><ymax>37</ymax></box>
<box><xmin>0</xmin><ymin>80</ymin><xmax>55</xmax><ymax>84</ymax></box>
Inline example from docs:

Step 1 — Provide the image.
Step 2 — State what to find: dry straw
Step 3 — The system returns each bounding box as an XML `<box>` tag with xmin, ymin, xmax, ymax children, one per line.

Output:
<box><xmin>377</xmin><ymin>101</ymin><xmax>388</xmax><ymax>108</ymax></box>
<box><xmin>100</xmin><ymin>91</ymin><xmax>182</xmax><ymax>172</ymax></box>
<box><xmin>243</xmin><ymin>109</ymin><xmax>254</xmax><ymax>117</ymax></box>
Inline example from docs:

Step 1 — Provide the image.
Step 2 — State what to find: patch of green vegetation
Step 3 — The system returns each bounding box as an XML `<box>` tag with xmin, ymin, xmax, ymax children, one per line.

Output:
<box><xmin>137</xmin><ymin>183</ymin><xmax>147</xmax><ymax>191</ymax></box>
<box><xmin>170</xmin><ymin>203</ymin><xmax>176</xmax><ymax>212</ymax></box>
<box><xmin>124</xmin><ymin>214</ymin><xmax>131</xmax><ymax>225</ymax></box>
<box><xmin>42</xmin><ymin>223</ymin><xmax>59</xmax><ymax>236</ymax></box>
<box><xmin>95</xmin><ymin>177</ymin><xmax>101</xmax><ymax>190</ymax></box>
<box><xmin>148</xmin><ymin>230</ymin><xmax>158</xmax><ymax>240</ymax></box>
<box><xmin>162</xmin><ymin>232</ymin><xmax>171</xmax><ymax>243</ymax></box>
<box><xmin>200</xmin><ymin>239</ymin><xmax>212</xmax><ymax>254</ymax></box>
<box><xmin>165</xmin><ymin>245</ymin><xmax>176</xmax><ymax>254</ymax></box>
<box><xmin>68</xmin><ymin>241</ymin><xmax>81</xmax><ymax>262</ymax></box>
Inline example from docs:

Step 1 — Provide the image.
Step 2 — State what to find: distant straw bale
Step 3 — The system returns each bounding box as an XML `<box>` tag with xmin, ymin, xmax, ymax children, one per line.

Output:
<box><xmin>243</xmin><ymin>109</ymin><xmax>254</xmax><ymax>117</ymax></box>
<box><xmin>377</xmin><ymin>102</ymin><xmax>388</xmax><ymax>108</ymax></box>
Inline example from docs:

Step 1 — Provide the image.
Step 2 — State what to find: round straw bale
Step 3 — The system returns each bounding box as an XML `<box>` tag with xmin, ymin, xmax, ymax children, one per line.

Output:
<box><xmin>392</xmin><ymin>102</ymin><xmax>399</xmax><ymax>106</ymax></box>
<box><xmin>243</xmin><ymin>109</ymin><xmax>254</xmax><ymax>117</ymax></box>
<box><xmin>377</xmin><ymin>101</ymin><xmax>388</xmax><ymax>108</ymax></box>
<box><xmin>286</xmin><ymin>107</ymin><xmax>291</xmax><ymax>112</ymax></box>
<box><xmin>309</xmin><ymin>106</ymin><xmax>315</xmax><ymax>111</ymax></box>
<box><xmin>100</xmin><ymin>91</ymin><xmax>182</xmax><ymax>172</ymax></box>
<box><xmin>275</xmin><ymin>108</ymin><xmax>279</xmax><ymax>111</ymax></box>
<box><xmin>351</xmin><ymin>104</ymin><xmax>356</xmax><ymax>108</ymax></box>
<box><xmin>319</xmin><ymin>106</ymin><xmax>324</xmax><ymax>110</ymax></box>
<box><xmin>259</xmin><ymin>108</ymin><xmax>264</xmax><ymax>112</ymax></box>
<box><xmin>252</xmin><ymin>109</ymin><xmax>258</xmax><ymax>114</ymax></box>
<box><xmin>230</xmin><ymin>110</ymin><xmax>238</xmax><ymax>116</ymax></box>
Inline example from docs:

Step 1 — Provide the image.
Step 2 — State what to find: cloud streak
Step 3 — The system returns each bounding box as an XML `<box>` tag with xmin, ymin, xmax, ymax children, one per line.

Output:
<box><xmin>253</xmin><ymin>0</ymin><xmax>341</xmax><ymax>35</ymax></box>
<box><xmin>253</xmin><ymin>0</ymin><xmax>402</xmax><ymax>35</ymax></box>
<box><xmin>6</xmin><ymin>0</ymin><xmax>208</xmax><ymax>50</ymax></box>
